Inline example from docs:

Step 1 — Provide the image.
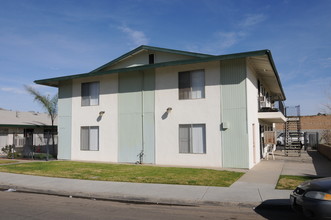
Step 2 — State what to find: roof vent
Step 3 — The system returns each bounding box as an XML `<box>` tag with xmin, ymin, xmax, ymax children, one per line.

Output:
<box><xmin>149</xmin><ymin>54</ymin><xmax>154</xmax><ymax>64</ymax></box>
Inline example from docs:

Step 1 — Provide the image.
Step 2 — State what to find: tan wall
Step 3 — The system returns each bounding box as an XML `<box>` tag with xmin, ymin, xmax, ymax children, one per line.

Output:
<box><xmin>276</xmin><ymin>115</ymin><xmax>331</xmax><ymax>130</ymax></box>
<box><xmin>318</xmin><ymin>144</ymin><xmax>331</xmax><ymax>161</ymax></box>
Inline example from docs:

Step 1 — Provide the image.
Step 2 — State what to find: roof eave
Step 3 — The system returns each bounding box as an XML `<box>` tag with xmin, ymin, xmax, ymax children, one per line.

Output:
<box><xmin>35</xmin><ymin>49</ymin><xmax>268</xmax><ymax>87</ymax></box>
<box><xmin>265</xmin><ymin>50</ymin><xmax>286</xmax><ymax>101</ymax></box>
<box><xmin>35</xmin><ymin>49</ymin><xmax>285</xmax><ymax>101</ymax></box>
<box><xmin>0</xmin><ymin>124</ymin><xmax>56</xmax><ymax>128</ymax></box>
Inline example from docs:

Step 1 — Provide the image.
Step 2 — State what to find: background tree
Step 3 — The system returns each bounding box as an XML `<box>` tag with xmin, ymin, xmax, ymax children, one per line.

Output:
<box><xmin>322</xmin><ymin>82</ymin><xmax>331</xmax><ymax>114</ymax></box>
<box><xmin>25</xmin><ymin>85</ymin><xmax>58</xmax><ymax>159</ymax></box>
<box><xmin>320</xmin><ymin>82</ymin><xmax>331</xmax><ymax>145</ymax></box>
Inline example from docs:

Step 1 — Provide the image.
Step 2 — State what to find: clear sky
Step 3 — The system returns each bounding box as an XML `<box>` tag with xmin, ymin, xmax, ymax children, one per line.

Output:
<box><xmin>0</xmin><ymin>0</ymin><xmax>330</xmax><ymax>116</ymax></box>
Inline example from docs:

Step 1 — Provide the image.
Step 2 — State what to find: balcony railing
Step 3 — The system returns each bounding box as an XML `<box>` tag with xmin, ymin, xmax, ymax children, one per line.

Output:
<box><xmin>285</xmin><ymin>105</ymin><xmax>300</xmax><ymax>117</ymax></box>
<box><xmin>259</xmin><ymin>100</ymin><xmax>285</xmax><ymax>115</ymax></box>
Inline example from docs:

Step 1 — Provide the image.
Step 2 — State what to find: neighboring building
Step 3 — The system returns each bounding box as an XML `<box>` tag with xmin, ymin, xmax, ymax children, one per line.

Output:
<box><xmin>276</xmin><ymin>114</ymin><xmax>331</xmax><ymax>146</ymax></box>
<box><xmin>0</xmin><ymin>109</ymin><xmax>57</xmax><ymax>156</ymax></box>
<box><xmin>35</xmin><ymin>45</ymin><xmax>286</xmax><ymax>169</ymax></box>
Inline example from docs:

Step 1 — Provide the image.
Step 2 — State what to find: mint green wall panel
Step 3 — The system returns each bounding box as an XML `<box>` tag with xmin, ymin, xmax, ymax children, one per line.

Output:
<box><xmin>220</xmin><ymin>59</ymin><xmax>249</xmax><ymax>168</ymax></box>
<box><xmin>58</xmin><ymin>81</ymin><xmax>72</xmax><ymax>160</ymax></box>
<box><xmin>142</xmin><ymin>113</ymin><xmax>155</xmax><ymax>163</ymax></box>
<box><xmin>143</xmin><ymin>70</ymin><xmax>155</xmax><ymax>113</ymax></box>
<box><xmin>222</xmin><ymin>108</ymin><xmax>248</xmax><ymax>168</ymax></box>
<box><xmin>118</xmin><ymin>71</ymin><xmax>155</xmax><ymax>163</ymax></box>
<box><xmin>118</xmin><ymin>72</ymin><xmax>143</xmax><ymax>163</ymax></box>
<box><xmin>118</xmin><ymin>113</ymin><xmax>143</xmax><ymax>162</ymax></box>
<box><xmin>142</xmin><ymin>70</ymin><xmax>155</xmax><ymax>163</ymax></box>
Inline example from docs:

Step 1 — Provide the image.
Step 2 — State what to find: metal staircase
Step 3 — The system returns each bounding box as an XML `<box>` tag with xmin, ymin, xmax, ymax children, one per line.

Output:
<box><xmin>284</xmin><ymin>105</ymin><xmax>302</xmax><ymax>156</ymax></box>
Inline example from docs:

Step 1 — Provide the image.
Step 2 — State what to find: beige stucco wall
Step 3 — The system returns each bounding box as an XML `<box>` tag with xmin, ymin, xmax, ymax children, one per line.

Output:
<box><xmin>70</xmin><ymin>74</ymin><xmax>119</xmax><ymax>162</ymax></box>
<box><xmin>246</xmin><ymin>63</ymin><xmax>261</xmax><ymax>168</ymax></box>
<box><xmin>154</xmin><ymin>61</ymin><xmax>222</xmax><ymax>167</ymax></box>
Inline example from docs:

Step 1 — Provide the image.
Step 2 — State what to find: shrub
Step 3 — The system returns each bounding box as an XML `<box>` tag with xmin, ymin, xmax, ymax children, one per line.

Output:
<box><xmin>33</xmin><ymin>153</ymin><xmax>53</xmax><ymax>160</ymax></box>
<box><xmin>1</xmin><ymin>145</ymin><xmax>21</xmax><ymax>159</ymax></box>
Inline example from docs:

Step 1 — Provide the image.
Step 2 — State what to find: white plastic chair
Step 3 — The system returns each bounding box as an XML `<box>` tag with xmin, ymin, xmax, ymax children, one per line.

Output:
<box><xmin>266</xmin><ymin>144</ymin><xmax>276</xmax><ymax>160</ymax></box>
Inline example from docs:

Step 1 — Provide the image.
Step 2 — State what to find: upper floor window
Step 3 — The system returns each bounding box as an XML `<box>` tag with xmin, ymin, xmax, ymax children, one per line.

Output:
<box><xmin>178</xmin><ymin>69</ymin><xmax>205</xmax><ymax>99</ymax></box>
<box><xmin>81</xmin><ymin>82</ymin><xmax>99</xmax><ymax>106</ymax></box>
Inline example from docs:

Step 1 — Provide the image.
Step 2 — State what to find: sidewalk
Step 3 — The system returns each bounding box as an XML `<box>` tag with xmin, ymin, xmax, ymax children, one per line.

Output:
<box><xmin>0</xmin><ymin>150</ymin><xmax>330</xmax><ymax>207</ymax></box>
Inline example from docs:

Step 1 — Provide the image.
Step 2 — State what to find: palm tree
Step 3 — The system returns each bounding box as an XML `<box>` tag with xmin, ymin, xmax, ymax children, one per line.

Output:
<box><xmin>25</xmin><ymin>85</ymin><xmax>58</xmax><ymax>159</ymax></box>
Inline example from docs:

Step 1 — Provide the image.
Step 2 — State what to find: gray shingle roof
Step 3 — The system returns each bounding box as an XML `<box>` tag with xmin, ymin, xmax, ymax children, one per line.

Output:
<box><xmin>0</xmin><ymin>109</ymin><xmax>57</xmax><ymax>127</ymax></box>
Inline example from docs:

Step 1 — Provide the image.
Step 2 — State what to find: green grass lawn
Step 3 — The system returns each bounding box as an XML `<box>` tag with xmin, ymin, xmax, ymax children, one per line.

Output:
<box><xmin>0</xmin><ymin>161</ymin><xmax>244</xmax><ymax>187</ymax></box>
<box><xmin>276</xmin><ymin>175</ymin><xmax>315</xmax><ymax>190</ymax></box>
<box><xmin>0</xmin><ymin>159</ymin><xmax>18</xmax><ymax>164</ymax></box>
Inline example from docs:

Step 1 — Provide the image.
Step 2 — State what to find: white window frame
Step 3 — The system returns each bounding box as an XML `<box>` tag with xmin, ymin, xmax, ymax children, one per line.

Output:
<box><xmin>178</xmin><ymin>69</ymin><xmax>205</xmax><ymax>100</ymax></box>
<box><xmin>81</xmin><ymin>82</ymin><xmax>100</xmax><ymax>106</ymax></box>
<box><xmin>81</xmin><ymin>126</ymin><xmax>99</xmax><ymax>151</ymax></box>
<box><xmin>179</xmin><ymin>124</ymin><xmax>206</xmax><ymax>154</ymax></box>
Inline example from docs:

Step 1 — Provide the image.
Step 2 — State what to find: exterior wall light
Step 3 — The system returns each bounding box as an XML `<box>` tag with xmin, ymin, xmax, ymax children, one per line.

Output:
<box><xmin>166</xmin><ymin>107</ymin><xmax>172</xmax><ymax>113</ymax></box>
<box><xmin>99</xmin><ymin>111</ymin><xmax>105</xmax><ymax>117</ymax></box>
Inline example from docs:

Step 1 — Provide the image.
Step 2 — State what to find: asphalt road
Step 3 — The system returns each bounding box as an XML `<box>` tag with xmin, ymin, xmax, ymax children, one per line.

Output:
<box><xmin>0</xmin><ymin>191</ymin><xmax>306</xmax><ymax>220</ymax></box>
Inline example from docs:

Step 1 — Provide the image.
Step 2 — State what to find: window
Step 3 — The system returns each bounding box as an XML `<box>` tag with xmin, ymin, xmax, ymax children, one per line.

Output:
<box><xmin>81</xmin><ymin>126</ymin><xmax>99</xmax><ymax>151</ymax></box>
<box><xmin>179</xmin><ymin>69</ymin><xmax>205</xmax><ymax>99</ymax></box>
<box><xmin>179</xmin><ymin>124</ymin><xmax>206</xmax><ymax>154</ymax></box>
<box><xmin>0</xmin><ymin>129</ymin><xmax>8</xmax><ymax>135</ymax></box>
<box><xmin>81</xmin><ymin>82</ymin><xmax>99</xmax><ymax>106</ymax></box>
<box><xmin>0</xmin><ymin>129</ymin><xmax>8</xmax><ymax>149</ymax></box>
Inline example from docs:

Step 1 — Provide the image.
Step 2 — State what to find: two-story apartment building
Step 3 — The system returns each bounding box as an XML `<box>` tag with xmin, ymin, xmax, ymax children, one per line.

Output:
<box><xmin>35</xmin><ymin>45</ymin><xmax>286</xmax><ymax>169</ymax></box>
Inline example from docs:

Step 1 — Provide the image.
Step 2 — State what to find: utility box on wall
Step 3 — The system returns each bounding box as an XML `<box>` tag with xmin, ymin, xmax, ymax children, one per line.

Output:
<box><xmin>221</xmin><ymin>122</ymin><xmax>229</xmax><ymax>130</ymax></box>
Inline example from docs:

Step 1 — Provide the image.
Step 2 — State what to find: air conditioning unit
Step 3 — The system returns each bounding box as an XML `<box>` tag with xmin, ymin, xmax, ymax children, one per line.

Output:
<box><xmin>259</xmin><ymin>96</ymin><xmax>265</xmax><ymax>102</ymax></box>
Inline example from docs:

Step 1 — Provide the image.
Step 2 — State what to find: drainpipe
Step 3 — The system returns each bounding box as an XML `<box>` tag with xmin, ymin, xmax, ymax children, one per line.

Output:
<box><xmin>141</xmin><ymin>71</ymin><xmax>145</xmax><ymax>163</ymax></box>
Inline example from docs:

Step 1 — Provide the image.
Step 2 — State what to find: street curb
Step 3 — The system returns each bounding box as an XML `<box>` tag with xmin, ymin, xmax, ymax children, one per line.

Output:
<box><xmin>0</xmin><ymin>184</ymin><xmax>262</xmax><ymax>208</ymax></box>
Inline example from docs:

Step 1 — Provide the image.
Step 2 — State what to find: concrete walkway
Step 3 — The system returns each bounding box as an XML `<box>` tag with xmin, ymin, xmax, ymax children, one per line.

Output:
<box><xmin>0</xmin><ymin>150</ymin><xmax>330</xmax><ymax>207</ymax></box>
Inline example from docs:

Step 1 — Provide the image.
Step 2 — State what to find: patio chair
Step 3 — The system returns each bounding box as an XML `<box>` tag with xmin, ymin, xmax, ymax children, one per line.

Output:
<box><xmin>266</xmin><ymin>144</ymin><xmax>276</xmax><ymax>160</ymax></box>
